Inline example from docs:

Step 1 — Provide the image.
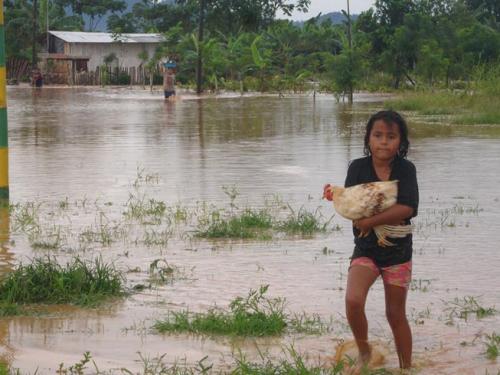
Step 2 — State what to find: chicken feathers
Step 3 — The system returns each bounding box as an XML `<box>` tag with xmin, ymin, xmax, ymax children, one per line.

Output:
<box><xmin>323</xmin><ymin>180</ymin><xmax>413</xmax><ymax>247</ymax></box>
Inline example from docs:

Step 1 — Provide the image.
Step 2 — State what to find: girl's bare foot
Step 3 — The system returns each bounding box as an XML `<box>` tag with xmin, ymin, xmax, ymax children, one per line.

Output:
<box><xmin>348</xmin><ymin>343</ymin><xmax>372</xmax><ymax>375</ymax></box>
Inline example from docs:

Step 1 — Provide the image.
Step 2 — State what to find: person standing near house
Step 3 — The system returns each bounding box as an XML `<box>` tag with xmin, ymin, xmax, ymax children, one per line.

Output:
<box><xmin>163</xmin><ymin>61</ymin><xmax>176</xmax><ymax>100</ymax></box>
<box><xmin>32</xmin><ymin>68</ymin><xmax>43</xmax><ymax>88</ymax></box>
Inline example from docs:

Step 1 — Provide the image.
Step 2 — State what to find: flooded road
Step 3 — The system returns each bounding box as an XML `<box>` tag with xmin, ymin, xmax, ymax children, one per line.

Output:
<box><xmin>2</xmin><ymin>86</ymin><xmax>500</xmax><ymax>374</ymax></box>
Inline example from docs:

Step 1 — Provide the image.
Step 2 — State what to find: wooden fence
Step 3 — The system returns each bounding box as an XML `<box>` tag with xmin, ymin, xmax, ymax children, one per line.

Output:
<box><xmin>74</xmin><ymin>66</ymin><xmax>155</xmax><ymax>86</ymax></box>
<box><xmin>6</xmin><ymin>58</ymin><xmax>30</xmax><ymax>83</ymax></box>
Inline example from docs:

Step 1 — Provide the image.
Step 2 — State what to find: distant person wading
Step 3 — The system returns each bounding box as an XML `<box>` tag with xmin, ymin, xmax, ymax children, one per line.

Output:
<box><xmin>163</xmin><ymin>60</ymin><xmax>176</xmax><ymax>100</ymax></box>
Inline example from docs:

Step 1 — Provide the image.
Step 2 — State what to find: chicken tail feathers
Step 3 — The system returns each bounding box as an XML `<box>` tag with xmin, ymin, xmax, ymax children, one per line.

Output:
<box><xmin>374</xmin><ymin>225</ymin><xmax>413</xmax><ymax>247</ymax></box>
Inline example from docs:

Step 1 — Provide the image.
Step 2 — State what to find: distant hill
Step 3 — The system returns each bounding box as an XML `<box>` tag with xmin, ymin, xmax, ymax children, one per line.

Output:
<box><xmin>293</xmin><ymin>11</ymin><xmax>359</xmax><ymax>27</ymax></box>
<box><xmin>85</xmin><ymin>6</ymin><xmax>357</xmax><ymax>32</ymax></box>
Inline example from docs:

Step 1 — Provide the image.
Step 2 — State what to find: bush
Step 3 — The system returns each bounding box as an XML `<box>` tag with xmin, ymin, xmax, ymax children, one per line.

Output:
<box><xmin>116</xmin><ymin>72</ymin><xmax>131</xmax><ymax>85</ymax></box>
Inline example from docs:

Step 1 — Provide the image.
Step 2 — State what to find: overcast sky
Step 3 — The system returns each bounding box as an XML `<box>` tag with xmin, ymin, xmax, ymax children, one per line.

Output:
<box><xmin>282</xmin><ymin>0</ymin><xmax>375</xmax><ymax>20</ymax></box>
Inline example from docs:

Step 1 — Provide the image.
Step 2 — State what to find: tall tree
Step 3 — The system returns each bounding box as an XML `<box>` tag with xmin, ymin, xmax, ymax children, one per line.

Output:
<box><xmin>60</xmin><ymin>0</ymin><xmax>126</xmax><ymax>30</ymax></box>
<box><xmin>176</xmin><ymin>0</ymin><xmax>310</xmax><ymax>34</ymax></box>
<box><xmin>465</xmin><ymin>0</ymin><xmax>500</xmax><ymax>27</ymax></box>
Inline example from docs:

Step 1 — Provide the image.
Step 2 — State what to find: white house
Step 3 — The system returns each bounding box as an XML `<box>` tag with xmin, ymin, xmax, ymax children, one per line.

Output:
<box><xmin>39</xmin><ymin>31</ymin><xmax>167</xmax><ymax>84</ymax></box>
<box><xmin>47</xmin><ymin>31</ymin><xmax>165</xmax><ymax>71</ymax></box>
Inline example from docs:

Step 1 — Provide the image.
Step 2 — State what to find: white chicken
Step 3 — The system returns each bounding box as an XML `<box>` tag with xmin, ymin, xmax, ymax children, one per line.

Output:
<box><xmin>323</xmin><ymin>180</ymin><xmax>413</xmax><ymax>247</ymax></box>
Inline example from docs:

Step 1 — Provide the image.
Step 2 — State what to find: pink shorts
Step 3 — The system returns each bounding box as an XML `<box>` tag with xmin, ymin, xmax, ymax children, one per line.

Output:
<box><xmin>350</xmin><ymin>257</ymin><xmax>412</xmax><ymax>289</ymax></box>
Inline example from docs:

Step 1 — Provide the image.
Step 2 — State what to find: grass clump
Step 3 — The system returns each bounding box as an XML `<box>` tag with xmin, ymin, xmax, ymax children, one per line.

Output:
<box><xmin>277</xmin><ymin>206</ymin><xmax>332</xmax><ymax>236</ymax></box>
<box><xmin>155</xmin><ymin>285</ymin><xmax>332</xmax><ymax>337</ymax></box>
<box><xmin>0</xmin><ymin>257</ymin><xmax>124</xmax><ymax>308</ymax></box>
<box><xmin>124</xmin><ymin>195</ymin><xmax>167</xmax><ymax>225</ymax></box>
<box><xmin>484</xmin><ymin>332</ymin><xmax>500</xmax><ymax>360</ymax></box>
<box><xmin>233</xmin><ymin>346</ymin><xmax>347</xmax><ymax>375</ymax></box>
<box><xmin>195</xmin><ymin>208</ymin><xmax>274</xmax><ymax>239</ymax></box>
<box><xmin>288</xmin><ymin>312</ymin><xmax>332</xmax><ymax>335</ymax></box>
<box><xmin>443</xmin><ymin>296</ymin><xmax>497</xmax><ymax>324</ymax></box>
<box><xmin>154</xmin><ymin>285</ymin><xmax>287</xmax><ymax>336</ymax></box>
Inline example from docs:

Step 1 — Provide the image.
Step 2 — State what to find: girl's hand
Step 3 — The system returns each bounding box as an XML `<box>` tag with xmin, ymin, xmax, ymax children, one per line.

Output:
<box><xmin>353</xmin><ymin>218</ymin><xmax>373</xmax><ymax>237</ymax></box>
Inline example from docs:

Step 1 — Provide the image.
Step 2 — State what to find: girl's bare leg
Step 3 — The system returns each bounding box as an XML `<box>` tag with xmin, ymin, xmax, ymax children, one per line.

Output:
<box><xmin>384</xmin><ymin>283</ymin><xmax>412</xmax><ymax>369</ymax></box>
<box><xmin>345</xmin><ymin>265</ymin><xmax>379</xmax><ymax>364</ymax></box>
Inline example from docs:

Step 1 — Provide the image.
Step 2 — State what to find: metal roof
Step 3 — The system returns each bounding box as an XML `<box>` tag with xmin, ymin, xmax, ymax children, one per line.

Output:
<box><xmin>49</xmin><ymin>31</ymin><xmax>164</xmax><ymax>44</ymax></box>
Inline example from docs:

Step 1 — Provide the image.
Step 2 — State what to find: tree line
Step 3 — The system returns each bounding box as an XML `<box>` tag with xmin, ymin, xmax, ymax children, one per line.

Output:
<box><xmin>4</xmin><ymin>0</ymin><xmax>500</xmax><ymax>93</ymax></box>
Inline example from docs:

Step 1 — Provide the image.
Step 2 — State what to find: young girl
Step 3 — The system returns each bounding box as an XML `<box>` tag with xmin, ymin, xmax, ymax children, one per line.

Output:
<box><xmin>328</xmin><ymin>110</ymin><xmax>419</xmax><ymax>371</ymax></box>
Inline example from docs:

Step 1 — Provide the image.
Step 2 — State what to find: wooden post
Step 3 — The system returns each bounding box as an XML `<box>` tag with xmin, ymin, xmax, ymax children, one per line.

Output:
<box><xmin>347</xmin><ymin>0</ymin><xmax>353</xmax><ymax>104</ymax></box>
<box><xmin>32</xmin><ymin>0</ymin><xmax>38</xmax><ymax>69</ymax></box>
<box><xmin>196</xmin><ymin>0</ymin><xmax>206</xmax><ymax>94</ymax></box>
<box><xmin>0</xmin><ymin>0</ymin><xmax>9</xmax><ymax>199</ymax></box>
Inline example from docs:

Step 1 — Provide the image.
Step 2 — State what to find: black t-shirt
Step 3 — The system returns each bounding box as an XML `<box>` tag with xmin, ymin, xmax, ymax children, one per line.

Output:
<box><xmin>344</xmin><ymin>156</ymin><xmax>419</xmax><ymax>267</ymax></box>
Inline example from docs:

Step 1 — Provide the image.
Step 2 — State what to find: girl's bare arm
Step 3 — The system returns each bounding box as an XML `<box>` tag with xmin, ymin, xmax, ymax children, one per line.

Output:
<box><xmin>354</xmin><ymin>204</ymin><xmax>414</xmax><ymax>233</ymax></box>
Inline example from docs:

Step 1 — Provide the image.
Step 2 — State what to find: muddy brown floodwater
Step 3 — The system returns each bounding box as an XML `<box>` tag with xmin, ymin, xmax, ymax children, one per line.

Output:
<box><xmin>1</xmin><ymin>86</ymin><xmax>500</xmax><ymax>374</ymax></box>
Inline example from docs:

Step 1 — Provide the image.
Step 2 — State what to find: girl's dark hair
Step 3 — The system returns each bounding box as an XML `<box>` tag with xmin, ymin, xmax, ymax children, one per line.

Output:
<box><xmin>363</xmin><ymin>110</ymin><xmax>410</xmax><ymax>158</ymax></box>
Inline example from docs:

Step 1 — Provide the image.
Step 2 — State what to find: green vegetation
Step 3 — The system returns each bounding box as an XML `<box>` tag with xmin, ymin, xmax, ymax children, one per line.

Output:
<box><xmin>387</xmin><ymin>65</ymin><xmax>500</xmax><ymax>125</ymax></box>
<box><xmin>154</xmin><ymin>285</ymin><xmax>288</xmax><ymax>336</ymax></box>
<box><xmin>8</xmin><ymin>183</ymin><xmax>338</xmax><ymax>256</ymax></box>
<box><xmin>195</xmin><ymin>208</ymin><xmax>274</xmax><ymax>239</ymax></box>
<box><xmin>277</xmin><ymin>206</ymin><xmax>332</xmax><ymax>235</ymax></box>
<box><xmin>5</xmin><ymin>0</ymin><xmax>500</xmax><ymax>100</ymax></box>
<box><xmin>484</xmin><ymin>332</ymin><xmax>500</xmax><ymax>360</ymax></box>
<box><xmin>155</xmin><ymin>285</ymin><xmax>331</xmax><ymax>337</ymax></box>
<box><xmin>11</xmin><ymin>349</ymin><xmax>400</xmax><ymax>375</ymax></box>
<box><xmin>232</xmin><ymin>346</ymin><xmax>349</xmax><ymax>375</ymax></box>
<box><xmin>195</xmin><ymin>202</ymin><xmax>333</xmax><ymax>239</ymax></box>
<box><xmin>0</xmin><ymin>257</ymin><xmax>124</xmax><ymax>309</ymax></box>
<box><xmin>443</xmin><ymin>296</ymin><xmax>497</xmax><ymax>325</ymax></box>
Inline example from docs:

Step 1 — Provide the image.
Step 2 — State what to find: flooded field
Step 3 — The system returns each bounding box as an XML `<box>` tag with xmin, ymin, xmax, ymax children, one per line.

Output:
<box><xmin>1</xmin><ymin>86</ymin><xmax>500</xmax><ymax>374</ymax></box>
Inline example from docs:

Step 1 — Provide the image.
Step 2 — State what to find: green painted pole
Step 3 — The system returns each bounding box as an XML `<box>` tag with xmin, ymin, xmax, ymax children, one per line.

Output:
<box><xmin>0</xmin><ymin>0</ymin><xmax>9</xmax><ymax>200</ymax></box>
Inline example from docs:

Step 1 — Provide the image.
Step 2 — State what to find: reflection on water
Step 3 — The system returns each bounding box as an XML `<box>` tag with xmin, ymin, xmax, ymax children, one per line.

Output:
<box><xmin>2</xmin><ymin>86</ymin><xmax>500</xmax><ymax>374</ymax></box>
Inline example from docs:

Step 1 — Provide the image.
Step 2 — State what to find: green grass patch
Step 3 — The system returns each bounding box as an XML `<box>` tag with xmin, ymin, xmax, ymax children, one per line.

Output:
<box><xmin>455</xmin><ymin>111</ymin><xmax>500</xmax><ymax>125</ymax></box>
<box><xmin>0</xmin><ymin>302</ymin><xmax>23</xmax><ymax>316</ymax></box>
<box><xmin>233</xmin><ymin>346</ymin><xmax>347</xmax><ymax>375</ymax></box>
<box><xmin>0</xmin><ymin>257</ymin><xmax>124</xmax><ymax>309</ymax></box>
<box><xmin>195</xmin><ymin>208</ymin><xmax>274</xmax><ymax>239</ymax></box>
<box><xmin>155</xmin><ymin>285</ymin><xmax>287</xmax><ymax>336</ymax></box>
<box><xmin>124</xmin><ymin>194</ymin><xmax>167</xmax><ymax>224</ymax></box>
<box><xmin>386</xmin><ymin>65</ymin><xmax>500</xmax><ymax>126</ymax></box>
<box><xmin>484</xmin><ymin>332</ymin><xmax>500</xmax><ymax>360</ymax></box>
<box><xmin>195</xmin><ymin>205</ymin><xmax>332</xmax><ymax>239</ymax></box>
<box><xmin>155</xmin><ymin>285</ymin><xmax>332</xmax><ymax>337</ymax></box>
<box><xmin>277</xmin><ymin>206</ymin><xmax>332</xmax><ymax>235</ymax></box>
<box><xmin>232</xmin><ymin>346</ymin><xmax>395</xmax><ymax>375</ymax></box>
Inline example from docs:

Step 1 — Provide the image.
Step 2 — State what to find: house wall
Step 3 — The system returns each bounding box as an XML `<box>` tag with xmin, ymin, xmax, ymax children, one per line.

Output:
<box><xmin>67</xmin><ymin>42</ymin><xmax>160</xmax><ymax>71</ymax></box>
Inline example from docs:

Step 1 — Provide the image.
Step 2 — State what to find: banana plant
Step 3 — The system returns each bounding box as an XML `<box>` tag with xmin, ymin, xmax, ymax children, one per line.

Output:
<box><xmin>250</xmin><ymin>35</ymin><xmax>273</xmax><ymax>91</ymax></box>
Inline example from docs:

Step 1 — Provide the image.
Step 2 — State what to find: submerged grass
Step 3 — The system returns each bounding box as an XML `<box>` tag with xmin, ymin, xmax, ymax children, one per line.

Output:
<box><xmin>195</xmin><ymin>205</ymin><xmax>333</xmax><ymax>240</ymax></box>
<box><xmin>155</xmin><ymin>285</ymin><xmax>332</xmax><ymax>337</ymax></box>
<box><xmin>195</xmin><ymin>208</ymin><xmax>274</xmax><ymax>239</ymax></box>
<box><xmin>19</xmin><ymin>347</ymin><xmax>396</xmax><ymax>375</ymax></box>
<box><xmin>0</xmin><ymin>257</ymin><xmax>124</xmax><ymax>308</ymax></box>
<box><xmin>443</xmin><ymin>296</ymin><xmax>497</xmax><ymax>325</ymax></box>
<box><xmin>155</xmin><ymin>285</ymin><xmax>287</xmax><ymax>336</ymax></box>
<box><xmin>277</xmin><ymin>206</ymin><xmax>332</xmax><ymax>235</ymax></box>
<box><xmin>484</xmin><ymin>332</ymin><xmax>500</xmax><ymax>360</ymax></box>
<box><xmin>232</xmin><ymin>346</ymin><xmax>349</xmax><ymax>375</ymax></box>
